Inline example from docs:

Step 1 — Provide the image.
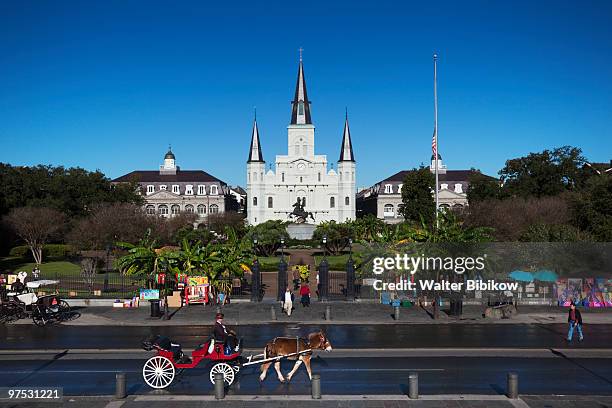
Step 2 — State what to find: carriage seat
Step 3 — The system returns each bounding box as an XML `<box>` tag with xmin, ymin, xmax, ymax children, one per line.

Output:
<box><xmin>142</xmin><ymin>335</ymin><xmax>187</xmax><ymax>362</ymax></box>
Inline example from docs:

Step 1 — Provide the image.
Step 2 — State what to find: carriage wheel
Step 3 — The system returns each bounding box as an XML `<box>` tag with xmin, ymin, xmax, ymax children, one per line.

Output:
<box><xmin>209</xmin><ymin>362</ymin><xmax>235</xmax><ymax>386</ymax></box>
<box><xmin>58</xmin><ymin>301</ymin><xmax>71</xmax><ymax>320</ymax></box>
<box><xmin>142</xmin><ymin>356</ymin><xmax>175</xmax><ymax>389</ymax></box>
<box><xmin>32</xmin><ymin>309</ymin><xmax>46</xmax><ymax>326</ymax></box>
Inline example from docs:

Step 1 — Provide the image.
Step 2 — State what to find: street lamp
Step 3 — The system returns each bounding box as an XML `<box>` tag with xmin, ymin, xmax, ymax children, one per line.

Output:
<box><xmin>251</xmin><ymin>234</ymin><xmax>260</xmax><ymax>302</ymax></box>
<box><xmin>322</xmin><ymin>234</ymin><xmax>327</xmax><ymax>260</ymax></box>
<box><xmin>280</xmin><ymin>237</ymin><xmax>285</xmax><ymax>261</ymax></box>
<box><xmin>104</xmin><ymin>243</ymin><xmax>111</xmax><ymax>292</ymax></box>
<box><xmin>320</xmin><ymin>234</ymin><xmax>329</xmax><ymax>301</ymax></box>
<box><xmin>348</xmin><ymin>238</ymin><xmax>353</xmax><ymax>261</ymax></box>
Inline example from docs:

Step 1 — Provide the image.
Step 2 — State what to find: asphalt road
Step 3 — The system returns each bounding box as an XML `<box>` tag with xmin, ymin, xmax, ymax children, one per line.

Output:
<box><xmin>1</xmin><ymin>354</ymin><xmax>611</xmax><ymax>396</ymax></box>
<box><xmin>2</xmin><ymin>323</ymin><xmax>612</xmax><ymax>350</ymax></box>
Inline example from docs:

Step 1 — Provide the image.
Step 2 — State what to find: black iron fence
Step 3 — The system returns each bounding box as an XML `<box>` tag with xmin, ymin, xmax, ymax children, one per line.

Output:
<box><xmin>38</xmin><ymin>270</ymin><xmax>146</xmax><ymax>300</ymax></box>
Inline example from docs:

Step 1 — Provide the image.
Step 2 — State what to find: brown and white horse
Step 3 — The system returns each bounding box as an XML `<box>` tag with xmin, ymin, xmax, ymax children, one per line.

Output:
<box><xmin>259</xmin><ymin>331</ymin><xmax>332</xmax><ymax>383</ymax></box>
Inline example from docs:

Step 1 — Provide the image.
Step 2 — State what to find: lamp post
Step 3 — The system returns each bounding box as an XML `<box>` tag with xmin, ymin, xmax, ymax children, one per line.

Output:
<box><xmin>280</xmin><ymin>238</ymin><xmax>285</xmax><ymax>261</ymax></box>
<box><xmin>104</xmin><ymin>243</ymin><xmax>111</xmax><ymax>293</ymax></box>
<box><xmin>251</xmin><ymin>234</ymin><xmax>260</xmax><ymax>302</ymax></box>
<box><xmin>346</xmin><ymin>238</ymin><xmax>355</xmax><ymax>300</ymax></box>
<box><xmin>320</xmin><ymin>234</ymin><xmax>329</xmax><ymax>301</ymax></box>
<box><xmin>278</xmin><ymin>236</ymin><xmax>288</xmax><ymax>302</ymax></box>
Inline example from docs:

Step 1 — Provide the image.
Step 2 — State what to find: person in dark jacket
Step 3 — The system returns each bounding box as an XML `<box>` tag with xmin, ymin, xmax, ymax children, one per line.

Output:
<box><xmin>567</xmin><ymin>302</ymin><xmax>584</xmax><ymax>342</ymax></box>
<box><xmin>213</xmin><ymin>312</ymin><xmax>238</xmax><ymax>353</ymax></box>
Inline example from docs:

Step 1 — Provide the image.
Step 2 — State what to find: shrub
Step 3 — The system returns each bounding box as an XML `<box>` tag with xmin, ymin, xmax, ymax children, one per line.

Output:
<box><xmin>8</xmin><ymin>244</ymin><xmax>73</xmax><ymax>259</ymax></box>
<box><xmin>8</xmin><ymin>245</ymin><xmax>30</xmax><ymax>258</ymax></box>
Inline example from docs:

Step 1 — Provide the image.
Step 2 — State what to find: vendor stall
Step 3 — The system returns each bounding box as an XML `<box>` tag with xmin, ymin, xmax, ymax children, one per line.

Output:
<box><xmin>184</xmin><ymin>276</ymin><xmax>210</xmax><ymax>305</ymax></box>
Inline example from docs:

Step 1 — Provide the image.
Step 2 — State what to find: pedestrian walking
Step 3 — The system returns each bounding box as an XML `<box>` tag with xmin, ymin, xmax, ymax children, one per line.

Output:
<box><xmin>300</xmin><ymin>283</ymin><xmax>311</xmax><ymax>307</ymax></box>
<box><xmin>283</xmin><ymin>287</ymin><xmax>293</xmax><ymax>316</ymax></box>
<box><xmin>567</xmin><ymin>302</ymin><xmax>584</xmax><ymax>342</ymax></box>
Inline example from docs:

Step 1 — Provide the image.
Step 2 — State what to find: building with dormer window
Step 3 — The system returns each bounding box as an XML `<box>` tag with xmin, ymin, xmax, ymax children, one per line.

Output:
<box><xmin>356</xmin><ymin>155</ymin><xmax>496</xmax><ymax>223</ymax></box>
<box><xmin>246</xmin><ymin>55</ymin><xmax>356</xmax><ymax>225</ymax></box>
<box><xmin>113</xmin><ymin>148</ymin><xmax>240</xmax><ymax>222</ymax></box>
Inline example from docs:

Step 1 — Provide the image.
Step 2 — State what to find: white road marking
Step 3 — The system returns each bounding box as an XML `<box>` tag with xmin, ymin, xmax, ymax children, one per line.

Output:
<box><xmin>321</xmin><ymin>368</ymin><xmax>445</xmax><ymax>372</ymax></box>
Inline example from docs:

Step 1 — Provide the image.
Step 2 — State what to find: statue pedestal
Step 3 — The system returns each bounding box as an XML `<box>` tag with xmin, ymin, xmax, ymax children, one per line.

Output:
<box><xmin>286</xmin><ymin>223</ymin><xmax>316</xmax><ymax>240</ymax></box>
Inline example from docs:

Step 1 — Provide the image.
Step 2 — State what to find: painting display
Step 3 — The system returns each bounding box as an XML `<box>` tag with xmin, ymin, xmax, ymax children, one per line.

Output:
<box><xmin>554</xmin><ymin>278</ymin><xmax>612</xmax><ymax>307</ymax></box>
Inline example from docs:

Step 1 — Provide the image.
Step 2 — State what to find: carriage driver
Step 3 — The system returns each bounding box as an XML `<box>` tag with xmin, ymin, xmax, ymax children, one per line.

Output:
<box><xmin>211</xmin><ymin>313</ymin><xmax>238</xmax><ymax>354</ymax></box>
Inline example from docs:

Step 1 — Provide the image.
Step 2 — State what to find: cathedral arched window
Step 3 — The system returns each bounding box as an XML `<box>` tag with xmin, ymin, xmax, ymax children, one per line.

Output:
<box><xmin>318</xmin><ymin>172</ymin><xmax>321</xmax><ymax>182</ymax></box>
<box><xmin>209</xmin><ymin>204</ymin><xmax>219</xmax><ymax>214</ymax></box>
<box><xmin>146</xmin><ymin>205</ymin><xmax>155</xmax><ymax>215</ymax></box>
<box><xmin>253</xmin><ymin>197</ymin><xmax>258</xmax><ymax>206</ymax></box>
<box><xmin>197</xmin><ymin>204</ymin><xmax>206</xmax><ymax>215</ymax></box>
<box><xmin>185</xmin><ymin>204</ymin><xmax>194</xmax><ymax>213</ymax></box>
<box><xmin>282</xmin><ymin>172</ymin><xmax>285</xmax><ymax>182</ymax></box>
<box><xmin>268</xmin><ymin>197</ymin><xmax>273</xmax><ymax>208</ymax></box>
<box><xmin>345</xmin><ymin>196</ymin><xmax>350</xmax><ymax>206</ymax></box>
<box><xmin>300</xmin><ymin>177</ymin><xmax>303</xmax><ymax>183</ymax></box>
<box><xmin>158</xmin><ymin>205</ymin><xmax>168</xmax><ymax>216</ymax></box>
<box><xmin>171</xmin><ymin>205</ymin><xmax>180</xmax><ymax>215</ymax></box>
<box><xmin>330</xmin><ymin>197</ymin><xmax>335</xmax><ymax>208</ymax></box>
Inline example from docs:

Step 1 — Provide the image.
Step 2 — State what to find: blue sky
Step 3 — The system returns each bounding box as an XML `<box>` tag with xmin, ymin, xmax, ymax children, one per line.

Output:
<box><xmin>1</xmin><ymin>0</ymin><xmax>611</xmax><ymax>188</ymax></box>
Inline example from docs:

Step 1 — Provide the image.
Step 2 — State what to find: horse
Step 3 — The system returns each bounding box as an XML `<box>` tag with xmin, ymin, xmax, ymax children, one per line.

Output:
<box><xmin>259</xmin><ymin>331</ymin><xmax>332</xmax><ymax>383</ymax></box>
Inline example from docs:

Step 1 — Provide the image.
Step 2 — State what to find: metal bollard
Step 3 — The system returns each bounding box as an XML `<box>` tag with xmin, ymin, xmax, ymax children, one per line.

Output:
<box><xmin>394</xmin><ymin>306</ymin><xmax>400</xmax><ymax>320</ymax></box>
<box><xmin>325</xmin><ymin>305</ymin><xmax>332</xmax><ymax>321</ymax></box>
<box><xmin>271</xmin><ymin>305</ymin><xmax>277</xmax><ymax>320</ymax></box>
<box><xmin>311</xmin><ymin>374</ymin><xmax>321</xmax><ymax>399</ymax></box>
<box><xmin>507</xmin><ymin>372</ymin><xmax>518</xmax><ymax>399</ymax></box>
<box><xmin>408</xmin><ymin>372</ymin><xmax>418</xmax><ymax>399</ymax></box>
<box><xmin>214</xmin><ymin>372</ymin><xmax>225</xmax><ymax>399</ymax></box>
<box><xmin>115</xmin><ymin>372</ymin><xmax>126</xmax><ymax>399</ymax></box>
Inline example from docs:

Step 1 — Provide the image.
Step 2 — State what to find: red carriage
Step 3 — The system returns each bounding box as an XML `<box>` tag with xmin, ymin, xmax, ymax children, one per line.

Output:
<box><xmin>141</xmin><ymin>335</ymin><xmax>243</xmax><ymax>389</ymax></box>
<box><xmin>140</xmin><ymin>332</ymin><xmax>328</xmax><ymax>389</ymax></box>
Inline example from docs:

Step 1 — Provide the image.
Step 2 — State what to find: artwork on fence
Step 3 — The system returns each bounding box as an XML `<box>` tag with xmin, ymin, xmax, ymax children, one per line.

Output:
<box><xmin>139</xmin><ymin>288</ymin><xmax>160</xmax><ymax>300</ymax></box>
<box><xmin>554</xmin><ymin>278</ymin><xmax>612</xmax><ymax>307</ymax></box>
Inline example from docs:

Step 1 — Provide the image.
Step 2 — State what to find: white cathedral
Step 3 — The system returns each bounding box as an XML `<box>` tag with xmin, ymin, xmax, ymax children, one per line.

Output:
<box><xmin>246</xmin><ymin>56</ymin><xmax>356</xmax><ymax>225</ymax></box>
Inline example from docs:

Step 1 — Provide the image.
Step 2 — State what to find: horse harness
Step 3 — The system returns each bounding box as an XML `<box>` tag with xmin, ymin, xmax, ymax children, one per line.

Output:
<box><xmin>269</xmin><ymin>336</ymin><xmax>313</xmax><ymax>358</ymax></box>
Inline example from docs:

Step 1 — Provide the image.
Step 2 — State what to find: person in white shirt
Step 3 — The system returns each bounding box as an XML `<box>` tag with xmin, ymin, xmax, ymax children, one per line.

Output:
<box><xmin>283</xmin><ymin>287</ymin><xmax>293</xmax><ymax>316</ymax></box>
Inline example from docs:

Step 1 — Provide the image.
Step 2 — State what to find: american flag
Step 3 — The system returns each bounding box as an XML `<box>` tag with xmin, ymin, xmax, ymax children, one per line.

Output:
<box><xmin>431</xmin><ymin>128</ymin><xmax>437</xmax><ymax>157</ymax></box>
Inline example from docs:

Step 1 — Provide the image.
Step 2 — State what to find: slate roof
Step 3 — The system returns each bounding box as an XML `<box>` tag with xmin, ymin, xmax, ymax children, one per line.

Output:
<box><xmin>113</xmin><ymin>170</ymin><xmax>224</xmax><ymax>183</ymax></box>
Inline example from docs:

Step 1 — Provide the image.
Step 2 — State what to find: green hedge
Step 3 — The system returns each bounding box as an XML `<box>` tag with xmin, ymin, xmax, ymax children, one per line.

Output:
<box><xmin>8</xmin><ymin>244</ymin><xmax>74</xmax><ymax>260</ymax></box>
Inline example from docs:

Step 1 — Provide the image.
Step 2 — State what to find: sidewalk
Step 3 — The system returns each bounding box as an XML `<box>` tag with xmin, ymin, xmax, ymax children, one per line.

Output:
<box><xmin>3</xmin><ymin>394</ymin><xmax>612</xmax><ymax>408</ymax></box>
<box><xmin>20</xmin><ymin>302</ymin><xmax>612</xmax><ymax>326</ymax></box>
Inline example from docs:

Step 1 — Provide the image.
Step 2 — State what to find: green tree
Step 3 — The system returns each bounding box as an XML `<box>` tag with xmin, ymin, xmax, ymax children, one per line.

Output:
<box><xmin>467</xmin><ymin>170</ymin><xmax>501</xmax><ymax>203</ymax></box>
<box><xmin>243</xmin><ymin>220</ymin><xmax>290</xmax><ymax>257</ymax></box>
<box><xmin>0</xmin><ymin>163</ymin><xmax>142</xmax><ymax>218</ymax></box>
<box><xmin>351</xmin><ymin>215</ymin><xmax>386</xmax><ymax>242</ymax></box>
<box><xmin>4</xmin><ymin>207</ymin><xmax>66</xmax><ymax>265</ymax></box>
<box><xmin>499</xmin><ymin>146</ymin><xmax>587</xmax><ymax>198</ymax></box>
<box><xmin>313</xmin><ymin>221</ymin><xmax>355</xmax><ymax>255</ymax></box>
<box><xmin>399</xmin><ymin>167</ymin><xmax>435</xmax><ymax>225</ymax></box>
<box><xmin>571</xmin><ymin>174</ymin><xmax>612</xmax><ymax>241</ymax></box>
<box><xmin>519</xmin><ymin>223</ymin><xmax>591</xmax><ymax>242</ymax></box>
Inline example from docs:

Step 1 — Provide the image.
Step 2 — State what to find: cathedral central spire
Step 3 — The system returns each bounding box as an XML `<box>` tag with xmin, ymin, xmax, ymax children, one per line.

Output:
<box><xmin>290</xmin><ymin>49</ymin><xmax>312</xmax><ymax>125</ymax></box>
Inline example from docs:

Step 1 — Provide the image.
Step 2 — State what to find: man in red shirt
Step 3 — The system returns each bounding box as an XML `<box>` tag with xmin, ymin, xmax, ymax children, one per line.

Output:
<box><xmin>300</xmin><ymin>283</ymin><xmax>311</xmax><ymax>307</ymax></box>
<box><xmin>567</xmin><ymin>302</ymin><xmax>584</xmax><ymax>342</ymax></box>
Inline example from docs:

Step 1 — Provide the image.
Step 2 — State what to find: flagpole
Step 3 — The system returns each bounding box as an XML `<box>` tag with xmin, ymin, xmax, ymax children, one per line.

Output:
<box><xmin>433</xmin><ymin>53</ymin><xmax>439</xmax><ymax>229</ymax></box>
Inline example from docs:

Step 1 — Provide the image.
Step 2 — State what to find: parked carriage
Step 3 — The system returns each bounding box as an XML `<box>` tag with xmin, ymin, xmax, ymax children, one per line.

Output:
<box><xmin>3</xmin><ymin>279</ymin><xmax>71</xmax><ymax>326</ymax></box>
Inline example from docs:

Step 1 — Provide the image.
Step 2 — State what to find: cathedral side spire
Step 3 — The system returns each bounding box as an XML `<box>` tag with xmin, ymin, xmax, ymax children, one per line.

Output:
<box><xmin>338</xmin><ymin>110</ymin><xmax>355</xmax><ymax>162</ymax></box>
<box><xmin>247</xmin><ymin>115</ymin><xmax>264</xmax><ymax>163</ymax></box>
<box><xmin>290</xmin><ymin>48</ymin><xmax>312</xmax><ymax>125</ymax></box>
